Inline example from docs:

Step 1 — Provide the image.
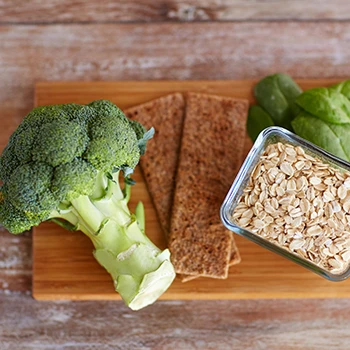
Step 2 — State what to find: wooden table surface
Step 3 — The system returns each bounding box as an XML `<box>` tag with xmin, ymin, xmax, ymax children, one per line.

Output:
<box><xmin>2</xmin><ymin>1</ymin><xmax>350</xmax><ymax>349</ymax></box>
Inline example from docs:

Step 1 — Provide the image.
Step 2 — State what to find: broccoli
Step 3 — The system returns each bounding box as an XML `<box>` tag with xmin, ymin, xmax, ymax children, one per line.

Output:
<box><xmin>0</xmin><ymin>100</ymin><xmax>175</xmax><ymax>310</ymax></box>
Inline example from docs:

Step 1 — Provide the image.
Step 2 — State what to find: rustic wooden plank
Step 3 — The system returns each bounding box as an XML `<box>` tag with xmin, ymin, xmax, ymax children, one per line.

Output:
<box><xmin>1</xmin><ymin>294</ymin><xmax>350</xmax><ymax>349</ymax></box>
<box><xmin>2</xmin><ymin>22</ymin><xmax>350</xmax><ymax>293</ymax></box>
<box><xmin>0</xmin><ymin>20</ymin><xmax>350</xmax><ymax>349</ymax></box>
<box><xmin>1</xmin><ymin>0</ymin><xmax>350</xmax><ymax>23</ymax></box>
<box><xmin>0</xmin><ymin>229</ymin><xmax>32</xmax><ymax>293</ymax></box>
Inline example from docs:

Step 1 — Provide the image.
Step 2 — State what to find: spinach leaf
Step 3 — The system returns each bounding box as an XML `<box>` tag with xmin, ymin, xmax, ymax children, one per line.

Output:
<box><xmin>291</xmin><ymin>111</ymin><xmax>350</xmax><ymax>161</ymax></box>
<box><xmin>296</xmin><ymin>87</ymin><xmax>350</xmax><ymax>125</ymax></box>
<box><xmin>330</xmin><ymin>80</ymin><xmax>350</xmax><ymax>100</ymax></box>
<box><xmin>254</xmin><ymin>73</ymin><xmax>302</xmax><ymax>130</ymax></box>
<box><xmin>247</xmin><ymin>105</ymin><xmax>275</xmax><ymax>142</ymax></box>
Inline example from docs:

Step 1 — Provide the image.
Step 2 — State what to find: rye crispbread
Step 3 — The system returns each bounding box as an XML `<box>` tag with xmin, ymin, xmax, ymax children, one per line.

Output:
<box><xmin>181</xmin><ymin>238</ymin><xmax>241</xmax><ymax>282</ymax></box>
<box><xmin>125</xmin><ymin>94</ymin><xmax>185</xmax><ymax>236</ymax></box>
<box><xmin>169</xmin><ymin>92</ymin><xmax>248</xmax><ymax>278</ymax></box>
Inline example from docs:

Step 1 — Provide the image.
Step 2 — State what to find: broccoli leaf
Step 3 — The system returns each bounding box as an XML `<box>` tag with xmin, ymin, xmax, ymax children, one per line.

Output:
<box><xmin>138</xmin><ymin>127</ymin><xmax>155</xmax><ymax>155</ymax></box>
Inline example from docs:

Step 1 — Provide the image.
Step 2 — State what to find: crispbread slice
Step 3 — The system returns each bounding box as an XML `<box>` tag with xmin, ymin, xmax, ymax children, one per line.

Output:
<box><xmin>169</xmin><ymin>92</ymin><xmax>249</xmax><ymax>278</ymax></box>
<box><xmin>125</xmin><ymin>93</ymin><xmax>185</xmax><ymax>236</ymax></box>
<box><xmin>171</xmin><ymin>224</ymin><xmax>233</xmax><ymax>279</ymax></box>
<box><xmin>228</xmin><ymin>239</ymin><xmax>241</xmax><ymax>266</ymax></box>
<box><xmin>181</xmin><ymin>237</ymin><xmax>241</xmax><ymax>282</ymax></box>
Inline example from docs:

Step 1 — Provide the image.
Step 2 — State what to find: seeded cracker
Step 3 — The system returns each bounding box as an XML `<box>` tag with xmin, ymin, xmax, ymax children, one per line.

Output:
<box><xmin>125</xmin><ymin>94</ymin><xmax>186</xmax><ymax>237</ymax></box>
<box><xmin>169</xmin><ymin>92</ymin><xmax>248</xmax><ymax>278</ymax></box>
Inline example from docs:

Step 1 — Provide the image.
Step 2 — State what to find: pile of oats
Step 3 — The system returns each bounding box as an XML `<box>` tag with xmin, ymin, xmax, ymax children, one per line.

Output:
<box><xmin>232</xmin><ymin>142</ymin><xmax>350</xmax><ymax>274</ymax></box>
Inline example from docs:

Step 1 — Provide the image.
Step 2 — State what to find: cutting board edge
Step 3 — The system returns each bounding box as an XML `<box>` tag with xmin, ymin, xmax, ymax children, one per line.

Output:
<box><xmin>35</xmin><ymin>78</ymin><xmax>343</xmax><ymax>86</ymax></box>
<box><xmin>32</xmin><ymin>291</ymin><xmax>350</xmax><ymax>301</ymax></box>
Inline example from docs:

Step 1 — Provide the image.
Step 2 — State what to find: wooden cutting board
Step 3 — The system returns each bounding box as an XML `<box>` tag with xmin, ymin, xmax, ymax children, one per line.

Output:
<box><xmin>33</xmin><ymin>79</ymin><xmax>350</xmax><ymax>300</ymax></box>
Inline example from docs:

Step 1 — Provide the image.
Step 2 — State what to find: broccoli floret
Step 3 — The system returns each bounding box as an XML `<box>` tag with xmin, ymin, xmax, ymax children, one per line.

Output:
<box><xmin>129</xmin><ymin>120</ymin><xmax>146</xmax><ymax>139</ymax></box>
<box><xmin>23</xmin><ymin>105</ymin><xmax>71</xmax><ymax>128</ymax></box>
<box><xmin>84</xmin><ymin>112</ymin><xmax>140</xmax><ymax>172</ymax></box>
<box><xmin>84</xmin><ymin>138</ymin><xmax>118</xmax><ymax>172</ymax></box>
<box><xmin>0</xmin><ymin>125</ymin><xmax>38</xmax><ymax>181</ymax></box>
<box><xmin>51</xmin><ymin>158</ymin><xmax>97</xmax><ymax>201</ymax></box>
<box><xmin>0</xmin><ymin>100</ymin><xmax>175</xmax><ymax>311</ymax></box>
<box><xmin>32</xmin><ymin>120</ymin><xmax>89</xmax><ymax>166</ymax></box>
<box><xmin>57</xmin><ymin>104</ymin><xmax>96</xmax><ymax>128</ymax></box>
<box><xmin>0</xmin><ymin>144</ymin><xmax>20</xmax><ymax>182</ymax></box>
<box><xmin>0</xmin><ymin>192</ymin><xmax>34</xmax><ymax>234</ymax></box>
<box><xmin>10</xmin><ymin>124</ymin><xmax>35</xmax><ymax>163</ymax></box>
<box><xmin>5</xmin><ymin>162</ymin><xmax>58</xmax><ymax>213</ymax></box>
<box><xmin>88</xmin><ymin>100</ymin><xmax>125</xmax><ymax>118</ymax></box>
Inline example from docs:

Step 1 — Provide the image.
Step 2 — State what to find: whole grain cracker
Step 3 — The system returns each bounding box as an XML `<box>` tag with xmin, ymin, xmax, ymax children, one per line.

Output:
<box><xmin>169</xmin><ymin>92</ymin><xmax>248</xmax><ymax>278</ymax></box>
<box><xmin>181</xmin><ymin>238</ymin><xmax>241</xmax><ymax>282</ymax></box>
<box><xmin>125</xmin><ymin>93</ymin><xmax>185</xmax><ymax>237</ymax></box>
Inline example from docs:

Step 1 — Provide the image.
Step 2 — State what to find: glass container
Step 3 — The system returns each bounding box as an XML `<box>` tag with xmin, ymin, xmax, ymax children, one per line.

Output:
<box><xmin>220</xmin><ymin>126</ymin><xmax>350</xmax><ymax>281</ymax></box>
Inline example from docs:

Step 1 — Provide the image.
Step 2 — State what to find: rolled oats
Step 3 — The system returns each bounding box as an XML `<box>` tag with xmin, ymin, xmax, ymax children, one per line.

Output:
<box><xmin>343</xmin><ymin>202</ymin><xmax>350</xmax><ymax>214</ymax></box>
<box><xmin>232</xmin><ymin>142</ymin><xmax>350</xmax><ymax>275</ymax></box>
<box><xmin>280</xmin><ymin>162</ymin><xmax>294</xmax><ymax>177</ymax></box>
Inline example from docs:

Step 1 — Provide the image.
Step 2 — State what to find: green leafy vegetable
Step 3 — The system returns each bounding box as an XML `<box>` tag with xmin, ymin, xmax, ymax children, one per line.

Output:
<box><xmin>296</xmin><ymin>87</ymin><xmax>350</xmax><ymax>124</ymax></box>
<box><xmin>254</xmin><ymin>73</ymin><xmax>302</xmax><ymax>130</ymax></box>
<box><xmin>291</xmin><ymin>111</ymin><xmax>350</xmax><ymax>161</ymax></box>
<box><xmin>247</xmin><ymin>105</ymin><xmax>275</xmax><ymax>142</ymax></box>
<box><xmin>0</xmin><ymin>100</ymin><xmax>176</xmax><ymax>310</ymax></box>
<box><xmin>252</xmin><ymin>74</ymin><xmax>350</xmax><ymax>162</ymax></box>
<box><xmin>330</xmin><ymin>80</ymin><xmax>350</xmax><ymax>99</ymax></box>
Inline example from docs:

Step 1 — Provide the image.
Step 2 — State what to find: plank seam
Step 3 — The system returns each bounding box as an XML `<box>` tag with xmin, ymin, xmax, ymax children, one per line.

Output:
<box><xmin>1</xmin><ymin>18</ymin><xmax>350</xmax><ymax>25</ymax></box>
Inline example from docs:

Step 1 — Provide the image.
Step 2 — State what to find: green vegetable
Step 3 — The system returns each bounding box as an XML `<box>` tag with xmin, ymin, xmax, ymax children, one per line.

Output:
<box><xmin>0</xmin><ymin>100</ymin><xmax>175</xmax><ymax>310</ymax></box>
<box><xmin>330</xmin><ymin>80</ymin><xmax>350</xmax><ymax>99</ymax></box>
<box><xmin>247</xmin><ymin>105</ymin><xmax>275</xmax><ymax>142</ymax></box>
<box><xmin>291</xmin><ymin>111</ymin><xmax>350</xmax><ymax>161</ymax></box>
<box><xmin>296</xmin><ymin>87</ymin><xmax>350</xmax><ymax>124</ymax></box>
<box><xmin>252</xmin><ymin>74</ymin><xmax>350</xmax><ymax>162</ymax></box>
<box><xmin>129</xmin><ymin>120</ymin><xmax>155</xmax><ymax>156</ymax></box>
<box><xmin>254</xmin><ymin>73</ymin><xmax>302</xmax><ymax>129</ymax></box>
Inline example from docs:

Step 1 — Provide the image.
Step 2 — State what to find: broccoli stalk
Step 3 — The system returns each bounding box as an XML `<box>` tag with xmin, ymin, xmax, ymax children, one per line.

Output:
<box><xmin>50</xmin><ymin>170</ymin><xmax>174</xmax><ymax>310</ymax></box>
<box><xmin>0</xmin><ymin>100</ymin><xmax>175</xmax><ymax>310</ymax></box>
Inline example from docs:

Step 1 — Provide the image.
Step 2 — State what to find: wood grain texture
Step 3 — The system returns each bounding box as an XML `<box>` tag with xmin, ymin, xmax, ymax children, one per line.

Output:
<box><xmin>1</xmin><ymin>0</ymin><xmax>350</xmax><ymax>23</ymax></box>
<box><xmin>1</xmin><ymin>21</ymin><xmax>350</xmax><ymax>154</ymax></box>
<box><xmin>1</xmin><ymin>294</ymin><xmax>350</xmax><ymax>350</ymax></box>
<box><xmin>0</xmin><ymin>229</ymin><xmax>32</xmax><ymax>293</ymax></box>
<box><xmin>33</xmin><ymin>80</ymin><xmax>350</xmax><ymax>301</ymax></box>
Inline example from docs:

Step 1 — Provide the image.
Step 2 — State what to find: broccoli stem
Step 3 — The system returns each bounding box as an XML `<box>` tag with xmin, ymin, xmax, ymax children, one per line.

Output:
<box><xmin>49</xmin><ymin>171</ymin><xmax>175</xmax><ymax>310</ymax></box>
<box><xmin>135</xmin><ymin>201</ymin><xmax>145</xmax><ymax>233</ymax></box>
